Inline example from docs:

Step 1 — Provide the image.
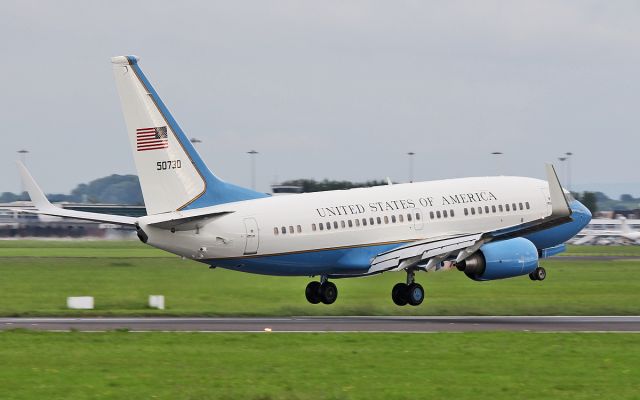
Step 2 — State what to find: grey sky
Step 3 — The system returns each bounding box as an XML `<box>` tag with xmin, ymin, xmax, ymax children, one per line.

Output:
<box><xmin>1</xmin><ymin>1</ymin><xmax>639</xmax><ymax>197</ymax></box>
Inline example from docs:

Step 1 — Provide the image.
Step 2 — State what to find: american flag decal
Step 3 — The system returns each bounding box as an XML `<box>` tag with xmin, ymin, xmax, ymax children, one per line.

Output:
<box><xmin>136</xmin><ymin>126</ymin><xmax>169</xmax><ymax>151</ymax></box>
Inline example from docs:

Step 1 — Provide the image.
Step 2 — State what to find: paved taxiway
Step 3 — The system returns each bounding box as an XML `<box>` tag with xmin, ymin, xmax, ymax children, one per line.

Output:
<box><xmin>1</xmin><ymin>316</ymin><xmax>639</xmax><ymax>332</ymax></box>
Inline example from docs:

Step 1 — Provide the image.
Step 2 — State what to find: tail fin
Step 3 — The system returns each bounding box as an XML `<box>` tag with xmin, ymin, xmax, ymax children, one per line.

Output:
<box><xmin>111</xmin><ymin>55</ymin><xmax>267</xmax><ymax>215</ymax></box>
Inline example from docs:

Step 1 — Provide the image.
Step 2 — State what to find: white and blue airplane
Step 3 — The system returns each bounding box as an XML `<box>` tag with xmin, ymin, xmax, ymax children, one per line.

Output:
<box><xmin>16</xmin><ymin>55</ymin><xmax>592</xmax><ymax>306</ymax></box>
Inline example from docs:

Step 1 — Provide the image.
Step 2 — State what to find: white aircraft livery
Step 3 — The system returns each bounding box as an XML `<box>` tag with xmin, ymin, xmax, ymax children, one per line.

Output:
<box><xmin>15</xmin><ymin>55</ymin><xmax>592</xmax><ymax>306</ymax></box>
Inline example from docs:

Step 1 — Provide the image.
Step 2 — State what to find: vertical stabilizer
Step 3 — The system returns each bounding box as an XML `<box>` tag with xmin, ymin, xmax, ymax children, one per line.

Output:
<box><xmin>111</xmin><ymin>55</ymin><xmax>267</xmax><ymax>215</ymax></box>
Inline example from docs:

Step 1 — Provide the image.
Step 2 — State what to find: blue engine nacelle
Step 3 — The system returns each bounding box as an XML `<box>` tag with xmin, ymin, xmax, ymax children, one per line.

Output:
<box><xmin>457</xmin><ymin>237</ymin><xmax>539</xmax><ymax>281</ymax></box>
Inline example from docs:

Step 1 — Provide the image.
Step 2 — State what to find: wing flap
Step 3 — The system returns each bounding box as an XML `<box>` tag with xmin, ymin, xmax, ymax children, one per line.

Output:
<box><xmin>368</xmin><ymin>233</ymin><xmax>483</xmax><ymax>274</ymax></box>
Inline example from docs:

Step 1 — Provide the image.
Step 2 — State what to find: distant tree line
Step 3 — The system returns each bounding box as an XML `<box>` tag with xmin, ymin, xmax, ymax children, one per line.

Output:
<box><xmin>279</xmin><ymin>179</ymin><xmax>389</xmax><ymax>192</ymax></box>
<box><xmin>0</xmin><ymin>174</ymin><xmax>143</xmax><ymax>205</ymax></box>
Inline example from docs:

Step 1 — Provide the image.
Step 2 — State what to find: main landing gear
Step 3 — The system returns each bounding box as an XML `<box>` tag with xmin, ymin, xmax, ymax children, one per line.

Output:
<box><xmin>305</xmin><ymin>276</ymin><xmax>338</xmax><ymax>305</ymax></box>
<box><xmin>392</xmin><ymin>269</ymin><xmax>424</xmax><ymax>306</ymax></box>
<box><xmin>529</xmin><ymin>266</ymin><xmax>546</xmax><ymax>281</ymax></box>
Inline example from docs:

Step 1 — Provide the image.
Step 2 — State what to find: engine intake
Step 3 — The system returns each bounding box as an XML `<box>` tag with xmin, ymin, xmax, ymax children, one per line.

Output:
<box><xmin>457</xmin><ymin>237</ymin><xmax>539</xmax><ymax>281</ymax></box>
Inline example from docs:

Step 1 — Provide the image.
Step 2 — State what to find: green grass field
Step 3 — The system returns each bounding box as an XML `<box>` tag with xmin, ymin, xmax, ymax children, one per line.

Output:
<box><xmin>0</xmin><ymin>331</ymin><xmax>638</xmax><ymax>400</ymax></box>
<box><xmin>0</xmin><ymin>241</ymin><xmax>639</xmax><ymax>316</ymax></box>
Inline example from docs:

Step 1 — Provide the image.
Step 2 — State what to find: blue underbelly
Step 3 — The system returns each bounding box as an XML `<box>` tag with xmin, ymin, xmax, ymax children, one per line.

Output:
<box><xmin>206</xmin><ymin>242</ymin><xmax>408</xmax><ymax>276</ymax></box>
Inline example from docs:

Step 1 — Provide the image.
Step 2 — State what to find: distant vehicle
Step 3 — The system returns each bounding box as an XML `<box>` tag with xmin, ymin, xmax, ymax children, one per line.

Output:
<box><xmin>12</xmin><ymin>55</ymin><xmax>591</xmax><ymax>306</ymax></box>
<box><xmin>574</xmin><ymin>217</ymin><xmax>640</xmax><ymax>245</ymax></box>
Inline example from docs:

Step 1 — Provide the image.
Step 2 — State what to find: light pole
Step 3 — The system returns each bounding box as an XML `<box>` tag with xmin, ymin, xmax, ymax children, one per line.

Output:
<box><xmin>407</xmin><ymin>152</ymin><xmax>415</xmax><ymax>183</ymax></box>
<box><xmin>17</xmin><ymin>149</ymin><xmax>29</xmax><ymax>199</ymax></box>
<box><xmin>247</xmin><ymin>150</ymin><xmax>258</xmax><ymax>190</ymax></box>
<box><xmin>565</xmin><ymin>152</ymin><xmax>573</xmax><ymax>191</ymax></box>
<box><xmin>17</xmin><ymin>149</ymin><xmax>29</xmax><ymax>164</ymax></box>
<box><xmin>558</xmin><ymin>157</ymin><xmax>567</xmax><ymax>185</ymax></box>
<box><xmin>491</xmin><ymin>151</ymin><xmax>503</xmax><ymax>175</ymax></box>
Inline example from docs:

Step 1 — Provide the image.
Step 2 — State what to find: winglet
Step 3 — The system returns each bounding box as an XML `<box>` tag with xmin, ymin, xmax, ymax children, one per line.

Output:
<box><xmin>17</xmin><ymin>161</ymin><xmax>55</xmax><ymax>212</ymax></box>
<box><xmin>545</xmin><ymin>163</ymin><xmax>571</xmax><ymax>218</ymax></box>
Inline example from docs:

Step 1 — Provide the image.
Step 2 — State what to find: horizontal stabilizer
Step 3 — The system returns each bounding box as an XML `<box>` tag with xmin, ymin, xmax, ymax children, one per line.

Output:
<box><xmin>145</xmin><ymin>210</ymin><xmax>233</xmax><ymax>231</ymax></box>
<box><xmin>16</xmin><ymin>161</ymin><xmax>137</xmax><ymax>226</ymax></box>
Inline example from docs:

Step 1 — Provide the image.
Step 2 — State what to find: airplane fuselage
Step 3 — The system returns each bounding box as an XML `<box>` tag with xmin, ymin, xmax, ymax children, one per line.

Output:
<box><xmin>139</xmin><ymin>175</ymin><xmax>591</xmax><ymax>277</ymax></box>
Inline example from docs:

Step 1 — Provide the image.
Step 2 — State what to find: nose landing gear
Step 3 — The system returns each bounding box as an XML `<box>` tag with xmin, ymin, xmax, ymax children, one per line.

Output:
<box><xmin>391</xmin><ymin>269</ymin><xmax>424</xmax><ymax>306</ymax></box>
<box><xmin>305</xmin><ymin>277</ymin><xmax>338</xmax><ymax>304</ymax></box>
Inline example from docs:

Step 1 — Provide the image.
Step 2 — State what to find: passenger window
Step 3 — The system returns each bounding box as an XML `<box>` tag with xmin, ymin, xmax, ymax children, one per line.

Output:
<box><xmin>333</xmin><ymin>221</ymin><xmax>338</xmax><ymax>229</ymax></box>
<box><xmin>289</xmin><ymin>226</ymin><xmax>294</xmax><ymax>234</ymax></box>
<box><xmin>471</xmin><ymin>208</ymin><xmax>476</xmax><ymax>215</ymax></box>
<box><xmin>376</xmin><ymin>217</ymin><xmax>382</xmax><ymax>225</ymax></box>
<box><xmin>370</xmin><ymin>217</ymin><xmax>375</xmax><ymax>225</ymax></box>
<box><xmin>464</xmin><ymin>208</ymin><xmax>468</xmax><ymax>216</ymax></box>
<box><xmin>526</xmin><ymin>202</ymin><xmax>530</xmax><ymax>210</ymax></box>
<box><xmin>274</xmin><ymin>227</ymin><xmax>279</xmax><ymax>235</ymax></box>
<box><xmin>384</xmin><ymin>216</ymin><xmax>389</xmax><ymax>224</ymax></box>
<box><xmin>407</xmin><ymin>213</ymin><xmax>412</xmax><ymax>222</ymax></box>
<box><xmin>326</xmin><ymin>222</ymin><xmax>331</xmax><ymax>230</ymax></box>
<box><xmin>391</xmin><ymin>215</ymin><xmax>396</xmax><ymax>223</ymax></box>
<box><xmin>499</xmin><ymin>205</ymin><xmax>504</xmax><ymax>212</ymax></box>
<box><xmin>478</xmin><ymin>207</ymin><xmax>483</xmax><ymax>215</ymax></box>
<box><xmin>319</xmin><ymin>223</ymin><xmax>324</xmax><ymax>231</ymax></box>
<box><xmin>398</xmin><ymin>214</ymin><xmax>404</xmax><ymax>223</ymax></box>
<box><xmin>281</xmin><ymin>226</ymin><xmax>286</xmax><ymax>234</ymax></box>
<box><xmin>485</xmin><ymin>206</ymin><xmax>489</xmax><ymax>214</ymax></box>
<box><xmin>512</xmin><ymin>203</ymin><xmax>517</xmax><ymax>211</ymax></box>
<box><xmin>341</xmin><ymin>220</ymin><xmax>346</xmax><ymax>228</ymax></box>
<box><xmin>312</xmin><ymin>224</ymin><xmax>316</xmax><ymax>232</ymax></box>
<box><xmin>443</xmin><ymin>210</ymin><xmax>448</xmax><ymax>218</ymax></box>
<box><xmin>348</xmin><ymin>220</ymin><xmax>353</xmax><ymax>228</ymax></box>
<box><xmin>450</xmin><ymin>209</ymin><xmax>455</xmax><ymax>217</ymax></box>
<box><xmin>416</xmin><ymin>213</ymin><xmax>421</xmax><ymax>220</ymax></box>
<box><xmin>362</xmin><ymin>218</ymin><xmax>367</xmax><ymax>226</ymax></box>
<box><xmin>436</xmin><ymin>210</ymin><xmax>441</xmax><ymax>219</ymax></box>
<box><xmin>430</xmin><ymin>211</ymin><xmax>435</xmax><ymax>219</ymax></box>
<box><xmin>297</xmin><ymin>225</ymin><xmax>302</xmax><ymax>233</ymax></box>
<box><xmin>505</xmin><ymin>204</ymin><xmax>510</xmax><ymax>211</ymax></box>
<box><xmin>355</xmin><ymin>219</ymin><xmax>360</xmax><ymax>227</ymax></box>
<box><xmin>519</xmin><ymin>203</ymin><xmax>523</xmax><ymax>210</ymax></box>
<box><xmin>492</xmin><ymin>205</ymin><xmax>496</xmax><ymax>213</ymax></box>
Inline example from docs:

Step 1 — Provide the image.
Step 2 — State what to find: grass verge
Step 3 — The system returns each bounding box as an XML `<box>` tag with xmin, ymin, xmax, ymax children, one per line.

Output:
<box><xmin>0</xmin><ymin>331</ymin><xmax>638</xmax><ymax>400</ymax></box>
<box><xmin>0</xmin><ymin>241</ymin><xmax>639</xmax><ymax>316</ymax></box>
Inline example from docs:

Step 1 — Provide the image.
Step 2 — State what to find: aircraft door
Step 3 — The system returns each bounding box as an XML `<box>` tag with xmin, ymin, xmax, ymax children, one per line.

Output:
<box><xmin>243</xmin><ymin>218</ymin><xmax>259</xmax><ymax>255</ymax></box>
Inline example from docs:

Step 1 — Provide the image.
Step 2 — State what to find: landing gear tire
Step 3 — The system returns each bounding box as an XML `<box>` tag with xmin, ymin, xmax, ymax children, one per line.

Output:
<box><xmin>407</xmin><ymin>283</ymin><xmax>424</xmax><ymax>306</ymax></box>
<box><xmin>529</xmin><ymin>267</ymin><xmax>547</xmax><ymax>281</ymax></box>
<box><xmin>305</xmin><ymin>281</ymin><xmax>321</xmax><ymax>304</ymax></box>
<box><xmin>319</xmin><ymin>281</ymin><xmax>338</xmax><ymax>304</ymax></box>
<box><xmin>392</xmin><ymin>283</ymin><xmax>409</xmax><ymax>306</ymax></box>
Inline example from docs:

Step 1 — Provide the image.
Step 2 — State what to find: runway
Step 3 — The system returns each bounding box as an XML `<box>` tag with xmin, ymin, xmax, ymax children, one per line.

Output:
<box><xmin>1</xmin><ymin>316</ymin><xmax>639</xmax><ymax>332</ymax></box>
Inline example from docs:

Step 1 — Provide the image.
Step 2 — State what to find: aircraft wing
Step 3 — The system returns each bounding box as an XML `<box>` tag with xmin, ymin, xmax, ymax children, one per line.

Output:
<box><xmin>368</xmin><ymin>233</ymin><xmax>484</xmax><ymax>274</ymax></box>
<box><xmin>367</xmin><ymin>164</ymin><xmax>573</xmax><ymax>274</ymax></box>
<box><xmin>14</xmin><ymin>162</ymin><xmax>137</xmax><ymax>226</ymax></box>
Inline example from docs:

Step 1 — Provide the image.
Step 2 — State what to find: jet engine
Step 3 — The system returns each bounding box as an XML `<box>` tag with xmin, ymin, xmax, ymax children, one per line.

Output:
<box><xmin>456</xmin><ymin>237</ymin><xmax>539</xmax><ymax>281</ymax></box>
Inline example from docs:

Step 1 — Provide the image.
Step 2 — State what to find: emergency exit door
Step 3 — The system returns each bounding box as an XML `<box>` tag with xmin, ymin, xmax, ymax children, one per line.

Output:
<box><xmin>243</xmin><ymin>218</ymin><xmax>259</xmax><ymax>255</ymax></box>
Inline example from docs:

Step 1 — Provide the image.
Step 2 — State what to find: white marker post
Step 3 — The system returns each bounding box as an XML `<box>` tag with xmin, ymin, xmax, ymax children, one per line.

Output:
<box><xmin>67</xmin><ymin>296</ymin><xmax>94</xmax><ymax>310</ymax></box>
<box><xmin>149</xmin><ymin>295</ymin><xmax>165</xmax><ymax>310</ymax></box>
